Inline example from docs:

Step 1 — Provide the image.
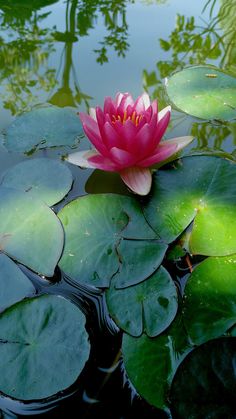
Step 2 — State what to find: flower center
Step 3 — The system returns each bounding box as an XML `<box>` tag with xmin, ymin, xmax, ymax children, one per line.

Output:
<box><xmin>112</xmin><ymin>110</ymin><xmax>142</xmax><ymax>126</ymax></box>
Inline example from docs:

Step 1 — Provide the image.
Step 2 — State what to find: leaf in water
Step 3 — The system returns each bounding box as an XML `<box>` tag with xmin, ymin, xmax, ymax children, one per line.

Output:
<box><xmin>0</xmin><ymin>253</ymin><xmax>35</xmax><ymax>312</ymax></box>
<box><xmin>58</xmin><ymin>194</ymin><xmax>166</xmax><ymax>288</ymax></box>
<box><xmin>0</xmin><ymin>294</ymin><xmax>90</xmax><ymax>400</ymax></box>
<box><xmin>4</xmin><ymin>106</ymin><xmax>83</xmax><ymax>152</ymax></box>
<box><xmin>170</xmin><ymin>338</ymin><xmax>236</xmax><ymax>419</ymax></box>
<box><xmin>106</xmin><ymin>266</ymin><xmax>178</xmax><ymax>337</ymax></box>
<box><xmin>122</xmin><ymin>314</ymin><xmax>192</xmax><ymax>410</ymax></box>
<box><xmin>182</xmin><ymin>255</ymin><xmax>236</xmax><ymax>345</ymax></box>
<box><xmin>85</xmin><ymin>170</ymin><xmax>130</xmax><ymax>195</ymax></box>
<box><xmin>165</xmin><ymin>65</ymin><xmax>236</xmax><ymax>121</ymax></box>
<box><xmin>0</xmin><ymin>186</ymin><xmax>64</xmax><ymax>276</ymax></box>
<box><xmin>143</xmin><ymin>155</ymin><xmax>236</xmax><ymax>256</ymax></box>
<box><xmin>1</xmin><ymin>158</ymin><xmax>73</xmax><ymax>206</ymax></box>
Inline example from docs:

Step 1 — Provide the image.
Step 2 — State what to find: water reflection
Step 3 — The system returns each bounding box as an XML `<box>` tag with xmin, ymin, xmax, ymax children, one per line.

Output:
<box><xmin>142</xmin><ymin>0</ymin><xmax>236</xmax><ymax>156</ymax></box>
<box><xmin>0</xmin><ymin>0</ymin><xmax>133</xmax><ymax>116</ymax></box>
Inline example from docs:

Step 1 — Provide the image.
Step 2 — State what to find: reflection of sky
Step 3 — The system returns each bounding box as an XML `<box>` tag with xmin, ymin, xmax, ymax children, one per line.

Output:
<box><xmin>1</xmin><ymin>0</ymin><xmax>233</xmax><ymax>157</ymax></box>
<box><xmin>38</xmin><ymin>0</ymin><xmax>220</xmax><ymax>108</ymax></box>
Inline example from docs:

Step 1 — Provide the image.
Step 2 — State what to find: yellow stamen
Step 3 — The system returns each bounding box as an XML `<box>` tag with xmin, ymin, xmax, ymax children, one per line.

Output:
<box><xmin>111</xmin><ymin>111</ymin><xmax>142</xmax><ymax>126</ymax></box>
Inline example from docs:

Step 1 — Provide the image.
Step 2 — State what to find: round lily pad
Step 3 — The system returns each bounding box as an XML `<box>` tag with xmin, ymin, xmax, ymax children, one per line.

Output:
<box><xmin>0</xmin><ymin>186</ymin><xmax>64</xmax><ymax>276</ymax></box>
<box><xmin>4</xmin><ymin>106</ymin><xmax>83</xmax><ymax>152</ymax></box>
<box><xmin>0</xmin><ymin>253</ymin><xmax>35</xmax><ymax>313</ymax></box>
<box><xmin>165</xmin><ymin>65</ymin><xmax>236</xmax><ymax>121</ymax></box>
<box><xmin>182</xmin><ymin>255</ymin><xmax>236</xmax><ymax>345</ymax></box>
<box><xmin>0</xmin><ymin>294</ymin><xmax>90</xmax><ymax>400</ymax></box>
<box><xmin>1</xmin><ymin>158</ymin><xmax>73</xmax><ymax>206</ymax></box>
<box><xmin>58</xmin><ymin>194</ymin><xmax>166</xmax><ymax>288</ymax></box>
<box><xmin>170</xmin><ymin>338</ymin><xmax>236</xmax><ymax>418</ymax></box>
<box><xmin>122</xmin><ymin>315</ymin><xmax>192</xmax><ymax>410</ymax></box>
<box><xmin>143</xmin><ymin>155</ymin><xmax>236</xmax><ymax>256</ymax></box>
<box><xmin>106</xmin><ymin>266</ymin><xmax>178</xmax><ymax>337</ymax></box>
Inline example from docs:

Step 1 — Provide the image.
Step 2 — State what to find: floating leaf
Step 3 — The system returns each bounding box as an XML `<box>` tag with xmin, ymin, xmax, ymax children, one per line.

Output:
<box><xmin>0</xmin><ymin>294</ymin><xmax>90</xmax><ymax>400</ymax></box>
<box><xmin>4</xmin><ymin>106</ymin><xmax>83</xmax><ymax>152</ymax></box>
<box><xmin>0</xmin><ymin>186</ymin><xmax>64</xmax><ymax>276</ymax></box>
<box><xmin>1</xmin><ymin>158</ymin><xmax>73</xmax><ymax>206</ymax></box>
<box><xmin>0</xmin><ymin>253</ymin><xmax>35</xmax><ymax>312</ymax></box>
<box><xmin>170</xmin><ymin>338</ymin><xmax>236</xmax><ymax>418</ymax></box>
<box><xmin>122</xmin><ymin>315</ymin><xmax>192</xmax><ymax>410</ymax></box>
<box><xmin>143</xmin><ymin>156</ymin><xmax>236</xmax><ymax>256</ymax></box>
<box><xmin>106</xmin><ymin>266</ymin><xmax>178</xmax><ymax>337</ymax></box>
<box><xmin>165</xmin><ymin>65</ymin><xmax>236</xmax><ymax>121</ymax></box>
<box><xmin>58</xmin><ymin>194</ymin><xmax>166</xmax><ymax>288</ymax></box>
<box><xmin>182</xmin><ymin>255</ymin><xmax>236</xmax><ymax>345</ymax></box>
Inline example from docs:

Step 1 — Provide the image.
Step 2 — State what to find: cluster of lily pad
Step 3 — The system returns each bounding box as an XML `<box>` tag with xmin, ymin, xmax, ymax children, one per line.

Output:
<box><xmin>0</xmin><ymin>65</ymin><xmax>235</xmax><ymax>417</ymax></box>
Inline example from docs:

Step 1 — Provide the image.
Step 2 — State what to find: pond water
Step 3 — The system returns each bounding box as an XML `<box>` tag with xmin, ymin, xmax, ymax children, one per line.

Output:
<box><xmin>0</xmin><ymin>0</ymin><xmax>235</xmax><ymax>418</ymax></box>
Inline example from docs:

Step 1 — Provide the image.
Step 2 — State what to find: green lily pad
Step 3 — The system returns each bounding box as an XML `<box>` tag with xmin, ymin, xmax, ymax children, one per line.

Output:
<box><xmin>1</xmin><ymin>158</ymin><xmax>73</xmax><ymax>206</ymax></box>
<box><xmin>143</xmin><ymin>156</ymin><xmax>236</xmax><ymax>256</ymax></box>
<box><xmin>0</xmin><ymin>294</ymin><xmax>90</xmax><ymax>400</ymax></box>
<box><xmin>4</xmin><ymin>106</ymin><xmax>83</xmax><ymax>153</ymax></box>
<box><xmin>0</xmin><ymin>186</ymin><xmax>64</xmax><ymax>276</ymax></box>
<box><xmin>170</xmin><ymin>338</ymin><xmax>236</xmax><ymax>418</ymax></box>
<box><xmin>106</xmin><ymin>266</ymin><xmax>178</xmax><ymax>337</ymax></box>
<box><xmin>182</xmin><ymin>255</ymin><xmax>236</xmax><ymax>345</ymax></box>
<box><xmin>122</xmin><ymin>314</ymin><xmax>192</xmax><ymax>410</ymax></box>
<box><xmin>58</xmin><ymin>194</ymin><xmax>166</xmax><ymax>288</ymax></box>
<box><xmin>165</xmin><ymin>65</ymin><xmax>236</xmax><ymax>121</ymax></box>
<box><xmin>0</xmin><ymin>253</ymin><xmax>35</xmax><ymax>313</ymax></box>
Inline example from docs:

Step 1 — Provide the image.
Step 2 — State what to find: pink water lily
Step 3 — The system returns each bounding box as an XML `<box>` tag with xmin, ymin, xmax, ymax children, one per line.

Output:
<box><xmin>67</xmin><ymin>92</ymin><xmax>193</xmax><ymax>195</ymax></box>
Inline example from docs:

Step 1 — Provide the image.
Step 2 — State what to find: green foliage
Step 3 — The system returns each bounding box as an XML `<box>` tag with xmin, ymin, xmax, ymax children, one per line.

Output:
<box><xmin>0</xmin><ymin>294</ymin><xmax>90</xmax><ymax>399</ymax></box>
<box><xmin>166</xmin><ymin>66</ymin><xmax>236</xmax><ymax>121</ymax></box>
<box><xmin>1</xmin><ymin>158</ymin><xmax>73</xmax><ymax>206</ymax></box>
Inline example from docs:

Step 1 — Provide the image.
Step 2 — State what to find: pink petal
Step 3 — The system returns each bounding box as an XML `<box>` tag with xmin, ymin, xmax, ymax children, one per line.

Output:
<box><xmin>109</xmin><ymin>147</ymin><xmax>138</xmax><ymax>168</ymax></box>
<box><xmin>138</xmin><ymin>143</ymin><xmax>177</xmax><ymax>167</ymax></box>
<box><xmin>83</xmin><ymin>124</ymin><xmax>109</xmax><ymax>156</ymax></box>
<box><xmin>154</xmin><ymin>107</ymin><xmax>171</xmax><ymax>145</ymax></box>
<box><xmin>151</xmin><ymin>100</ymin><xmax>158</xmax><ymax>115</ymax></box>
<box><xmin>67</xmin><ymin>150</ymin><xmax>100</xmax><ymax>168</ymax></box>
<box><xmin>115</xmin><ymin>92</ymin><xmax>125</xmax><ymax>107</ymax></box>
<box><xmin>117</xmin><ymin>93</ymin><xmax>134</xmax><ymax>115</ymax></box>
<box><xmin>113</xmin><ymin>119</ymin><xmax>138</xmax><ymax>149</ymax></box>
<box><xmin>120</xmin><ymin>167</ymin><xmax>152</xmax><ymax>195</ymax></box>
<box><xmin>132</xmin><ymin>121</ymin><xmax>158</xmax><ymax>157</ymax></box>
<box><xmin>79</xmin><ymin>112</ymin><xmax>99</xmax><ymax>134</ymax></box>
<box><xmin>133</xmin><ymin>93</ymin><xmax>150</xmax><ymax>113</ymax></box>
<box><xmin>89</xmin><ymin>107</ymin><xmax>96</xmax><ymax>120</ymax></box>
<box><xmin>163</xmin><ymin>136</ymin><xmax>194</xmax><ymax>152</ymax></box>
<box><xmin>158</xmin><ymin>105</ymin><xmax>171</xmax><ymax>122</ymax></box>
<box><xmin>102</xmin><ymin>122</ymin><xmax>121</xmax><ymax>149</ymax></box>
<box><xmin>104</xmin><ymin>96</ymin><xmax>116</xmax><ymax>115</ymax></box>
<box><xmin>88</xmin><ymin>154</ymin><xmax>119</xmax><ymax>172</ymax></box>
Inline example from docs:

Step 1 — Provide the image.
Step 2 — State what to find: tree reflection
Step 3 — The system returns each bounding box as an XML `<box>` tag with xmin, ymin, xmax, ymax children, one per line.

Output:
<box><xmin>143</xmin><ymin>0</ymin><xmax>236</xmax><ymax>155</ymax></box>
<box><xmin>0</xmin><ymin>0</ymin><xmax>132</xmax><ymax>115</ymax></box>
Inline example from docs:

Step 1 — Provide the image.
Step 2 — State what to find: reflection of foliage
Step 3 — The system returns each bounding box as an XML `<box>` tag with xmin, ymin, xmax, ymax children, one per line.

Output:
<box><xmin>76</xmin><ymin>0</ymin><xmax>131</xmax><ymax>64</ymax></box>
<box><xmin>142</xmin><ymin>0</ymin><xmax>236</xmax><ymax>155</ymax></box>
<box><xmin>0</xmin><ymin>4</ymin><xmax>57</xmax><ymax>114</ymax></box>
<box><xmin>0</xmin><ymin>0</ymin><xmax>132</xmax><ymax>115</ymax></box>
<box><xmin>190</xmin><ymin>122</ymin><xmax>232</xmax><ymax>153</ymax></box>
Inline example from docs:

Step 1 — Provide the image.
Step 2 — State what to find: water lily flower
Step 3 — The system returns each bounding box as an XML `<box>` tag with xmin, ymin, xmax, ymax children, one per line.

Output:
<box><xmin>67</xmin><ymin>92</ymin><xmax>193</xmax><ymax>195</ymax></box>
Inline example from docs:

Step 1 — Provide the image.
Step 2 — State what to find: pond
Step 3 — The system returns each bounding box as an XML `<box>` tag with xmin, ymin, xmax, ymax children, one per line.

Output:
<box><xmin>0</xmin><ymin>0</ymin><xmax>235</xmax><ymax>418</ymax></box>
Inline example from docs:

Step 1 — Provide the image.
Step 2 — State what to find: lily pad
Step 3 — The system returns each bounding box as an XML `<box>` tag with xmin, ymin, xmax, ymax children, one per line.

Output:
<box><xmin>106</xmin><ymin>266</ymin><xmax>178</xmax><ymax>337</ymax></box>
<box><xmin>170</xmin><ymin>338</ymin><xmax>236</xmax><ymax>418</ymax></box>
<box><xmin>4</xmin><ymin>106</ymin><xmax>83</xmax><ymax>152</ymax></box>
<box><xmin>1</xmin><ymin>158</ymin><xmax>73</xmax><ymax>206</ymax></box>
<box><xmin>0</xmin><ymin>294</ymin><xmax>90</xmax><ymax>400</ymax></box>
<box><xmin>143</xmin><ymin>155</ymin><xmax>236</xmax><ymax>256</ymax></box>
<box><xmin>182</xmin><ymin>255</ymin><xmax>236</xmax><ymax>345</ymax></box>
<box><xmin>58</xmin><ymin>194</ymin><xmax>166</xmax><ymax>288</ymax></box>
<box><xmin>122</xmin><ymin>314</ymin><xmax>192</xmax><ymax>410</ymax></box>
<box><xmin>165</xmin><ymin>65</ymin><xmax>236</xmax><ymax>121</ymax></box>
<box><xmin>0</xmin><ymin>186</ymin><xmax>64</xmax><ymax>276</ymax></box>
<box><xmin>0</xmin><ymin>253</ymin><xmax>35</xmax><ymax>313</ymax></box>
